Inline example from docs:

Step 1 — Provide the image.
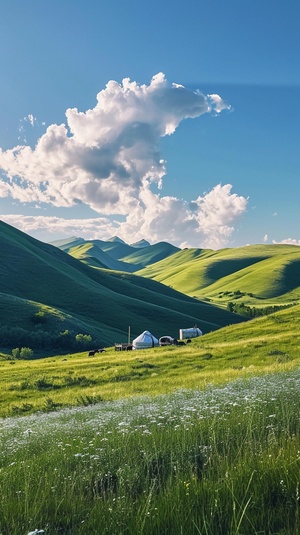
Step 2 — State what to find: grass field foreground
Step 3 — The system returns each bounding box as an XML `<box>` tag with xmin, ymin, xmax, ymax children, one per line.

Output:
<box><xmin>0</xmin><ymin>370</ymin><xmax>299</xmax><ymax>534</ymax></box>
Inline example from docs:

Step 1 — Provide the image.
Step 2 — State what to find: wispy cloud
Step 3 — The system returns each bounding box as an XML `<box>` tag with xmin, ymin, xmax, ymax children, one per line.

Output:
<box><xmin>25</xmin><ymin>114</ymin><xmax>37</xmax><ymax>127</ymax></box>
<box><xmin>0</xmin><ymin>73</ymin><xmax>247</xmax><ymax>248</ymax></box>
<box><xmin>17</xmin><ymin>114</ymin><xmax>38</xmax><ymax>143</ymax></box>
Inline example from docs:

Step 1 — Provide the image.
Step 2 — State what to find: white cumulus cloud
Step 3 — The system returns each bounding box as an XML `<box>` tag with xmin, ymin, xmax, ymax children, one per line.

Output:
<box><xmin>1</xmin><ymin>182</ymin><xmax>247</xmax><ymax>249</ymax></box>
<box><xmin>272</xmin><ymin>238</ymin><xmax>300</xmax><ymax>246</ymax></box>
<box><xmin>0</xmin><ymin>73</ymin><xmax>246</xmax><ymax>248</ymax></box>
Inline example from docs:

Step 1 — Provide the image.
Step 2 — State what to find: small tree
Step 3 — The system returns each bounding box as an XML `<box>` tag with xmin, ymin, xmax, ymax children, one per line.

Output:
<box><xmin>76</xmin><ymin>334</ymin><xmax>92</xmax><ymax>344</ymax></box>
<box><xmin>12</xmin><ymin>348</ymin><xmax>21</xmax><ymax>359</ymax></box>
<box><xmin>20</xmin><ymin>347</ymin><xmax>34</xmax><ymax>359</ymax></box>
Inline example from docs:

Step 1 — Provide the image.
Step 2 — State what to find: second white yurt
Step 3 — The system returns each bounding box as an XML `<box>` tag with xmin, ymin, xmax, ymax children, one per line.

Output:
<box><xmin>179</xmin><ymin>327</ymin><xmax>203</xmax><ymax>340</ymax></box>
<box><xmin>132</xmin><ymin>330</ymin><xmax>159</xmax><ymax>350</ymax></box>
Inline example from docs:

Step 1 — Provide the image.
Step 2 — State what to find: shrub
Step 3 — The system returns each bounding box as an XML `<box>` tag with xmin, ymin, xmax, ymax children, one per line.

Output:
<box><xmin>75</xmin><ymin>333</ymin><xmax>92</xmax><ymax>345</ymax></box>
<box><xmin>11</xmin><ymin>402</ymin><xmax>33</xmax><ymax>415</ymax></box>
<box><xmin>11</xmin><ymin>347</ymin><xmax>20</xmax><ymax>359</ymax></box>
<box><xmin>20</xmin><ymin>347</ymin><xmax>34</xmax><ymax>359</ymax></box>
<box><xmin>34</xmin><ymin>378</ymin><xmax>54</xmax><ymax>390</ymax></box>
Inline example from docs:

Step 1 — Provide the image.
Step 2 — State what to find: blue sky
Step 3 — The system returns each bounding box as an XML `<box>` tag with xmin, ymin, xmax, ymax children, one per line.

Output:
<box><xmin>0</xmin><ymin>0</ymin><xmax>299</xmax><ymax>248</ymax></box>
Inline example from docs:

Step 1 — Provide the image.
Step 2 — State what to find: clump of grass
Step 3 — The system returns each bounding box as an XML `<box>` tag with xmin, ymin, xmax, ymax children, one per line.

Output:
<box><xmin>11</xmin><ymin>402</ymin><xmax>33</xmax><ymax>415</ymax></box>
<box><xmin>202</xmin><ymin>353</ymin><xmax>213</xmax><ymax>360</ymax></box>
<box><xmin>76</xmin><ymin>394</ymin><xmax>104</xmax><ymax>406</ymax></box>
<box><xmin>43</xmin><ymin>397</ymin><xmax>62</xmax><ymax>411</ymax></box>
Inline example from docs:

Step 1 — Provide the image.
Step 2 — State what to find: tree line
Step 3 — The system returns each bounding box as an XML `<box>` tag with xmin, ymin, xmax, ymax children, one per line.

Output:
<box><xmin>0</xmin><ymin>325</ymin><xmax>100</xmax><ymax>357</ymax></box>
<box><xmin>227</xmin><ymin>301</ymin><xmax>294</xmax><ymax>318</ymax></box>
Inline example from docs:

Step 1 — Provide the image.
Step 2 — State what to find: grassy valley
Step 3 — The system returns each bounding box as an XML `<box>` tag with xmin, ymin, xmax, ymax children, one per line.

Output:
<box><xmin>55</xmin><ymin>237</ymin><xmax>300</xmax><ymax>311</ymax></box>
<box><xmin>0</xmin><ymin>221</ymin><xmax>244</xmax><ymax>355</ymax></box>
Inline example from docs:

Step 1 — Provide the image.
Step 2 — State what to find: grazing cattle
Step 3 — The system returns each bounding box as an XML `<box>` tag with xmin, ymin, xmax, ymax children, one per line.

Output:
<box><xmin>88</xmin><ymin>349</ymin><xmax>106</xmax><ymax>356</ymax></box>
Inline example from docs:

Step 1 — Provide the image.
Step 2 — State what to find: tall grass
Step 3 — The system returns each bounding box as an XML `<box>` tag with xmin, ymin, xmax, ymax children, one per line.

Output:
<box><xmin>0</xmin><ymin>370</ymin><xmax>299</xmax><ymax>534</ymax></box>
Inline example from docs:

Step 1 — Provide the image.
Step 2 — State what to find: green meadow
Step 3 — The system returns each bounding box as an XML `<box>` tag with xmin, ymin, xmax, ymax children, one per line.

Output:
<box><xmin>0</xmin><ymin>304</ymin><xmax>299</xmax><ymax>534</ymax></box>
<box><xmin>0</xmin><ymin>303</ymin><xmax>299</xmax><ymax>417</ymax></box>
<box><xmin>0</xmin><ymin>367</ymin><xmax>299</xmax><ymax>534</ymax></box>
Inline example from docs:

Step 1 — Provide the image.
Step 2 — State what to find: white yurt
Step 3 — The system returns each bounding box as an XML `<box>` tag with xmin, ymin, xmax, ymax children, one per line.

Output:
<box><xmin>179</xmin><ymin>327</ymin><xmax>203</xmax><ymax>340</ymax></box>
<box><xmin>132</xmin><ymin>330</ymin><xmax>159</xmax><ymax>350</ymax></box>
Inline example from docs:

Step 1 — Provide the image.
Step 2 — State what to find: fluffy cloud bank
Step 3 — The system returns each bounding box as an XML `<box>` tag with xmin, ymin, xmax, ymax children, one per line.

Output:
<box><xmin>272</xmin><ymin>238</ymin><xmax>300</xmax><ymax>246</ymax></box>
<box><xmin>0</xmin><ymin>73</ymin><xmax>247</xmax><ymax>248</ymax></box>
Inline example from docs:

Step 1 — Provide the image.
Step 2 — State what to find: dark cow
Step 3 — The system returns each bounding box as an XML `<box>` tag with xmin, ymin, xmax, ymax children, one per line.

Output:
<box><xmin>88</xmin><ymin>348</ymin><xmax>106</xmax><ymax>356</ymax></box>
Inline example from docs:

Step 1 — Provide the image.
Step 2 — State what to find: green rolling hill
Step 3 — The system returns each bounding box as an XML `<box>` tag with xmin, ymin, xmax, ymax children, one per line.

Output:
<box><xmin>64</xmin><ymin>242</ymin><xmax>133</xmax><ymax>271</ymax></box>
<box><xmin>138</xmin><ymin>244</ymin><xmax>300</xmax><ymax>306</ymax></box>
<box><xmin>51</xmin><ymin>235</ymin><xmax>300</xmax><ymax>309</ymax></box>
<box><xmin>0</xmin><ymin>221</ymin><xmax>244</xmax><ymax>353</ymax></box>
<box><xmin>120</xmin><ymin>241</ymin><xmax>180</xmax><ymax>268</ymax></box>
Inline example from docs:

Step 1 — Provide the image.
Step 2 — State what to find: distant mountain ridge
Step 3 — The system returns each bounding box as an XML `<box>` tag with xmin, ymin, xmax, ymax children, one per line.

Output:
<box><xmin>50</xmin><ymin>236</ymin><xmax>180</xmax><ymax>272</ymax></box>
<box><xmin>130</xmin><ymin>239</ymin><xmax>151</xmax><ymax>248</ymax></box>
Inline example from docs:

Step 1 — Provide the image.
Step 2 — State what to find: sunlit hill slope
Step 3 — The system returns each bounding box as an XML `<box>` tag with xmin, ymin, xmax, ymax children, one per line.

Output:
<box><xmin>138</xmin><ymin>244</ymin><xmax>300</xmax><ymax>306</ymax></box>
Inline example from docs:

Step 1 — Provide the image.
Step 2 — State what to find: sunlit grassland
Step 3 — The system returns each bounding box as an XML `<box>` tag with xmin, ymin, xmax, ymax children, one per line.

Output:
<box><xmin>0</xmin><ymin>305</ymin><xmax>299</xmax><ymax>534</ymax></box>
<box><xmin>138</xmin><ymin>244</ymin><xmax>300</xmax><ymax>306</ymax></box>
<box><xmin>0</xmin><ymin>304</ymin><xmax>299</xmax><ymax>418</ymax></box>
<box><xmin>0</xmin><ymin>371</ymin><xmax>299</xmax><ymax>534</ymax></box>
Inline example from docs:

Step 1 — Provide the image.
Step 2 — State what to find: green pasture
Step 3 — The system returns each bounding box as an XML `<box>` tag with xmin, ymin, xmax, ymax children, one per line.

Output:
<box><xmin>1</xmin><ymin>303</ymin><xmax>299</xmax><ymax>418</ymax></box>
<box><xmin>1</xmin><ymin>220</ymin><xmax>300</xmax><ymax>534</ymax></box>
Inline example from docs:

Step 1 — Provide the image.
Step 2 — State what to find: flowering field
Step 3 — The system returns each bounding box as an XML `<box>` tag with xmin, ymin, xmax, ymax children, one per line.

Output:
<box><xmin>0</xmin><ymin>370</ymin><xmax>299</xmax><ymax>534</ymax></box>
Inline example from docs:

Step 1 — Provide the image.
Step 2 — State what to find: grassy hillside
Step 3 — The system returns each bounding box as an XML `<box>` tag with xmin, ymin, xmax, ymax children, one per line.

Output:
<box><xmin>138</xmin><ymin>244</ymin><xmax>300</xmax><ymax>306</ymax></box>
<box><xmin>66</xmin><ymin>242</ymin><xmax>132</xmax><ymax>271</ymax></box>
<box><xmin>92</xmin><ymin>237</ymin><xmax>139</xmax><ymax>260</ymax></box>
<box><xmin>0</xmin><ymin>302</ymin><xmax>298</xmax><ymax>417</ymax></box>
<box><xmin>49</xmin><ymin>236</ymin><xmax>86</xmax><ymax>251</ymax></box>
<box><xmin>1</xmin><ymin>368</ymin><xmax>299</xmax><ymax>535</ymax></box>
<box><xmin>119</xmin><ymin>241</ymin><xmax>180</xmax><ymax>268</ymax></box>
<box><xmin>0</xmin><ymin>221</ymin><xmax>244</xmax><ymax>353</ymax></box>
